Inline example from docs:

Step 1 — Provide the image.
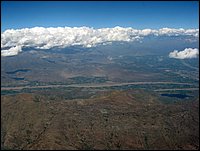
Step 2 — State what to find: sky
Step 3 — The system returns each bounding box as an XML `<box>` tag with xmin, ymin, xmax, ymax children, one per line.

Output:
<box><xmin>1</xmin><ymin>1</ymin><xmax>199</xmax><ymax>31</ymax></box>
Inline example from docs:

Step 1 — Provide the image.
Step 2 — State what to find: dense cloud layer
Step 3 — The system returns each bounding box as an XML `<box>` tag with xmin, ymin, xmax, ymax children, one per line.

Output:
<box><xmin>1</xmin><ymin>26</ymin><xmax>199</xmax><ymax>56</ymax></box>
<box><xmin>169</xmin><ymin>48</ymin><xmax>199</xmax><ymax>59</ymax></box>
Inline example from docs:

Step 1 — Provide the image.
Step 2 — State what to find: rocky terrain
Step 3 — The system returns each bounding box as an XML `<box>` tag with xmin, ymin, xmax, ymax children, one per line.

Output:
<box><xmin>1</xmin><ymin>89</ymin><xmax>199</xmax><ymax>150</ymax></box>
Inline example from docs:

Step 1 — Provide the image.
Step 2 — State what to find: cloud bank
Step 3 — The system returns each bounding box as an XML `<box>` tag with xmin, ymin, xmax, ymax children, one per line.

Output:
<box><xmin>1</xmin><ymin>26</ymin><xmax>199</xmax><ymax>56</ymax></box>
<box><xmin>169</xmin><ymin>48</ymin><xmax>199</xmax><ymax>59</ymax></box>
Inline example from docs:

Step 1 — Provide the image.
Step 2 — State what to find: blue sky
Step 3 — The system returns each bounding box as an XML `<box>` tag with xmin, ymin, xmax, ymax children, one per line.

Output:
<box><xmin>1</xmin><ymin>1</ymin><xmax>199</xmax><ymax>31</ymax></box>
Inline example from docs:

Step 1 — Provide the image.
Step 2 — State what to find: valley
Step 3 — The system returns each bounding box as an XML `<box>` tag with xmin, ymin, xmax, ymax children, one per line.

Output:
<box><xmin>1</xmin><ymin>46</ymin><xmax>199</xmax><ymax>150</ymax></box>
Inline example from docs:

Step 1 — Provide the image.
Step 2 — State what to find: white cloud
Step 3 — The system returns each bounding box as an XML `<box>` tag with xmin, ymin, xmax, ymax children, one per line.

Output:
<box><xmin>1</xmin><ymin>26</ymin><xmax>199</xmax><ymax>56</ymax></box>
<box><xmin>1</xmin><ymin>45</ymin><xmax>22</xmax><ymax>57</ymax></box>
<box><xmin>169</xmin><ymin>48</ymin><xmax>199</xmax><ymax>59</ymax></box>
